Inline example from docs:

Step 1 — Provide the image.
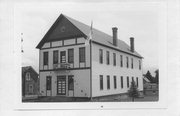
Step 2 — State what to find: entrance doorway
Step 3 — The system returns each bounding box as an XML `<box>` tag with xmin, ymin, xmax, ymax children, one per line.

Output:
<box><xmin>57</xmin><ymin>76</ymin><xmax>66</xmax><ymax>95</ymax></box>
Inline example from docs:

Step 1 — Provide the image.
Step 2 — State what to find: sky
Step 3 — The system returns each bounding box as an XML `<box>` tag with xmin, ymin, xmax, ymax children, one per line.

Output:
<box><xmin>15</xmin><ymin>1</ymin><xmax>164</xmax><ymax>76</ymax></box>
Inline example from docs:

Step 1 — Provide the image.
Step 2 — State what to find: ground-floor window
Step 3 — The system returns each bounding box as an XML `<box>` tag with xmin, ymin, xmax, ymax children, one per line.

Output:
<box><xmin>46</xmin><ymin>76</ymin><xmax>51</xmax><ymax>90</ymax></box>
<box><xmin>68</xmin><ymin>75</ymin><xmax>74</xmax><ymax>90</ymax></box>
<box><xmin>127</xmin><ymin>76</ymin><xmax>129</xmax><ymax>88</ymax></box>
<box><xmin>114</xmin><ymin>76</ymin><xmax>117</xmax><ymax>89</ymax></box>
<box><xmin>121</xmin><ymin>76</ymin><xmax>123</xmax><ymax>88</ymax></box>
<box><xmin>100</xmin><ymin>75</ymin><xmax>103</xmax><ymax>90</ymax></box>
<box><xmin>107</xmin><ymin>75</ymin><xmax>110</xmax><ymax>90</ymax></box>
<box><xmin>136</xmin><ymin>77</ymin><xmax>139</xmax><ymax>87</ymax></box>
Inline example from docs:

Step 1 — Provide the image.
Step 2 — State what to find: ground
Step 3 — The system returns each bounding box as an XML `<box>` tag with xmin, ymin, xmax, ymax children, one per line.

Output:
<box><xmin>22</xmin><ymin>94</ymin><xmax>158</xmax><ymax>102</ymax></box>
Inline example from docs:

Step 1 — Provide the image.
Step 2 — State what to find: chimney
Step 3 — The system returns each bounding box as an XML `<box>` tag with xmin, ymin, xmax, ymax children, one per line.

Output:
<box><xmin>130</xmin><ymin>37</ymin><xmax>134</xmax><ymax>52</ymax></box>
<box><xmin>112</xmin><ymin>27</ymin><xmax>118</xmax><ymax>46</ymax></box>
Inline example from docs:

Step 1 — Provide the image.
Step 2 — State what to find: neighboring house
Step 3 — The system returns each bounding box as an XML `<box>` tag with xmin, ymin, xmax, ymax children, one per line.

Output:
<box><xmin>36</xmin><ymin>14</ymin><xmax>143</xmax><ymax>99</ymax></box>
<box><xmin>22</xmin><ymin>66</ymin><xmax>39</xmax><ymax>96</ymax></box>
<box><xmin>143</xmin><ymin>75</ymin><xmax>158</xmax><ymax>95</ymax></box>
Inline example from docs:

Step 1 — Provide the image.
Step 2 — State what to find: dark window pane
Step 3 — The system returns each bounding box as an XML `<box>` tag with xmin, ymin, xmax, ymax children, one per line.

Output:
<box><xmin>68</xmin><ymin>75</ymin><xmax>74</xmax><ymax>90</ymax></box>
<box><xmin>121</xmin><ymin>76</ymin><xmax>123</xmax><ymax>88</ymax></box>
<box><xmin>106</xmin><ymin>51</ymin><xmax>110</xmax><ymax>65</ymax></box>
<box><xmin>120</xmin><ymin>55</ymin><xmax>123</xmax><ymax>67</ymax></box>
<box><xmin>113</xmin><ymin>53</ymin><xmax>116</xmax><ymax>66</ymax></box>
<box><xmin>114</xmin><ymin>76</ymin><xmax>117</xmax><ymax>89</ymax></box>
<box><xmin>127</xmin><ymin>76</ymin><xmax>129</xmax><ymax>88</ymax></box>
<box><xmin>53</xmin><ymin>50</ymin><xmax>58</xmax><ymax>64</ymax></box>
<box><xmin>107</xmin><ymin>75</ymin><xmax>110</xmax><ymax>89</ymax></box>
<box><xmin>126</xmin><ymin>57</ymin><xmax>129</xmax><ymax>68</ymax></box>
<box><xmin>99</xmin><ymin>49</ymin><xmax>103</xmax><ymax>64</ymax></box>
<box><xmin>43</xmin><ymin>52</ymin><xmax>48</xmax><ymax>65</ymax></box>
<box><xmin>136</xmin><ymin>77</ymin><xmax>139</xmax><ymax>87</ymax></box>
<box><xmin>79</xmin><ymin>47</ymin><xmax>85</xmax><ymax>62</ymax></box>
<box><xmin>46</xmin><ymin>76</ymin><xmax>51</xmax><ymax>90</ymax></box>
<box><xmin>68</xmin><ymin>49</ymin><xmax>74</xmax><ymax>63</ymax></box>
<box><xmin>131</xmin><ymin>58</ymin><xmax>133</xmax><ymax>69</ymax></box>
<box><xmin>100</xmin><ymin>75</ymin><xmax>103</xmax><ymax>90</ymax></box>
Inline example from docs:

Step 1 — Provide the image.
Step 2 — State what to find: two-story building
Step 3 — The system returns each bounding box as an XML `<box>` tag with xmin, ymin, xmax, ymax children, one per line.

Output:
<box><xmin>36</xmin><ymin>14</ymin><xmax>143</xmax><ymax>99</ymax></box>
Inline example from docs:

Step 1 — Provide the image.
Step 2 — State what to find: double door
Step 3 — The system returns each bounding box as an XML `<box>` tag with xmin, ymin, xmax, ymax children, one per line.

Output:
<box><xmin>57</xmin><ymin>76</ymin><xmax>66</xmax><ymax>95</ymax></box>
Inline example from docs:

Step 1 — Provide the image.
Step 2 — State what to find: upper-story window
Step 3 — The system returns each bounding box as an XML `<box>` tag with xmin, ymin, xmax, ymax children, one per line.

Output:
<box><xmin>126</xmin><ymin>57</ymin><xmax>129</xmax><ymax>68</ymax></box>
<box><xmin>131</xmin><ymin>58</ymin><xmax>133</xmax><ymax>69</ymax></box>
<box><xmin>113</xmin><ymin>53</ymin><xmax>116</xmax><ymax>66</ymax></box>
<box><xmin>106</xmin><ymin>51</ymin><xmax>110</xmax><ymax>65</ymax></box>
<box><xmin>53</xmin><ymin>50</ymin><xmax>58</xmax><ymax>64</ymax></box>
<box><xmin>139</xmin><ymin>60</ymin><xmax>141</xmax><ymax>70</ymax></box>
<box><xmin>43</xmin><ymin>52</ymin><xmax>48</xmax><ymax>65</ymax></box>
<box><xmin>68</xmin><ymin>49</ymin><xmax>74</xmax><ymax>63</ymax></box>
<box><xmin>120</xmin><ymin>55</ymin><xmax>123</xmax><ymax>67</ymax></box>
<box><xmin>79</xmin><ymin>47</ymin><xmax>85</xmax><ymax>63</ymax></box>
<box><xmin>26</xmin><ymin>72</ymin><xmax>30</xmax><ymax>81</ymax></box>
<box><xmin>60</xmin><ymin>51</ymin><xmax>66</xmax><ymax>63</ymax></box>
<box><xmin>99</xmin><ymin>49</ymin><xmax>103</xmax><ymax>64</ymax></box>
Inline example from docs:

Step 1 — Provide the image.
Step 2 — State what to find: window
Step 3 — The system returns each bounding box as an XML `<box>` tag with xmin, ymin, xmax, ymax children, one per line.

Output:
<box><xmin>26</xmin><ymin>72</ymin><xmax>30</xmax><ymax>81</ymax></box>
<box><xmin>53</xmin><ymin>50</ymin><xmax>58</xmax><ymax>64</ymax></box>
<box><xmin>60</xmin><ymin>51</ymin><xmax>66</xmax><ymax>63</ymax></box>
<box><xmin>127</xmin><ymin>76</ymin><xmax>129</xmax><ymax>88</ymax></box>
<box><xmin>120</xmin><ymin>55</ymin><xmax>123</xmax><ymax>67</ymax></box>
<box><xmin>136</xmin><ymin>77</ymin><xmax>139</xmax><ymax>87</ymax></box>
<box><xmin>107</xmin><ymin>75</ymin><xmax>110</xmax><ymax>89</ymax></box>
<box><xmin>79</xmin><ymin>47</ymin><xmax>85</xmax><ymax>62</ymax></box>
<box><xmin>113</xmin><ymin>53</ymin><xmax>116</xmax><ymax>66</ymax></box>
<box><xmin>43</xmin><ymin>52</ymin><xmax>48</xmax><ymax>65</ymax></box>
<box><xmin>121</xmin><ymin>76</ymin><xmax>123</xmax><ymax>88</ymax></box>
<box><xmin>100</xmin><ymin>75</ymin><xmax>103</xmax><ymax>90</ymax></box>
<box><xmin>68</xmin><ymin>75</ymin><xmax>74</xmax><ymax>90</ymax></box>
<box><xmin>106</xmin><ymin>51</ymin><xmax>110</xmax><ymax>65</ymax></box>
<box><xmin>126</xmin><ymin>57</ymin><xmax>129</xmax><ymax>68</ymax></box>
<box><xmin>131</xmin><ymin>58</ymin><xmax>133</xmax><ymax>69</ymax></box>
<box><xmin>68</xmin><ymin>49</ymin><xmax>74</xmax><ymax>63</ymax></box>
<box><xmin>46</xmin><ymin>76</ymin><xmax>51</xmax><ymax>90</ymax></box>
<box><xmin>114</xmin><ymin>76</ymin><xmax>117</xmax><ymax>89</ymax></box>
<box><xmin>139</xmin><ymin>60</ymin><xmax>141</xmax><ymax>70</ymax></box>
<box><xmin>132</xmin><ymin>77</ymin><xmax>134</xmax><ymax>82</ymax></box>
<box><xmin>99</xmin><ymin>49</ymin><xmax>103</xmax><ymax>64</ymax></box>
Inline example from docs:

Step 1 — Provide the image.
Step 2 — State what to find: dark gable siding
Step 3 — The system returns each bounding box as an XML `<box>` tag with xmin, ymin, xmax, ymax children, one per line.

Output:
<box><xmin>44</xmin><ymin>16</ymin><xmax>84</xmax><ymax>42</ymax></box>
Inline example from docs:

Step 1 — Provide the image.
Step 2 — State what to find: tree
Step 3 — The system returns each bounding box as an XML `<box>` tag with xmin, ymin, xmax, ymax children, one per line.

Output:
<box><xmin>154</xmin><ymin>69</ymin><xmax>159</xmax><ymax>84</ymax></box>
<box><xmin>128</xmin><ymin>80</ymin><xmax>139</xmax><ymax>101</ymax></box>
<box><xmin>145</xmin><ymin>70</ymin><xmax>154</xmax><ymax>83</ymax></box>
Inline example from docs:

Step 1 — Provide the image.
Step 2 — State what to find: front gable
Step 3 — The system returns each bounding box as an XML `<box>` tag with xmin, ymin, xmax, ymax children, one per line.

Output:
<box><xmin>36</xmin><ymin>14</ymin><xmax>85</xmax><ymax>49</ymax></box>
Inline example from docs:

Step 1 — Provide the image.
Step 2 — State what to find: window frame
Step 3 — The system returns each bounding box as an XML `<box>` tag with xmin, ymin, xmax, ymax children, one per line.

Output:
<box><xmin>26</xmin><ymin>72</ymin><xmax>31</xmax><ymax>81</ymax></box>
<box><xmin>120</xmin><ymin>55</ymin><xmax>123</xmax><ymax>67</ymax></box>
<box><xmin>131</xmin><ymin>58</ymin><xmax>133</xmax><ymax>69</ymax></box>
<box><xmin>106</xmin><ymin>51</ymin><xmax>110</xmax><ymax>65</ymax></box>
<box><xmin>79</xmin><ymin>47</ymin><xmax>85</xmax><ymax>63</ymax></box>
<box><xmin>113</xmin><ymin>53</ymin><xmax>116</xmax><ymax>66</ymax></box>
<box><xmin>99</xmin><ymin>49</ymin><xmax>103</xmax><ymax>64</ymax></box>
<box><xmin>43</xmin><ymin>52</ymin><xmax>48</xmax><ymax>65</ymax></box>
<box><xmin>121</xmin><ymin>76</ymin><xmax>123</xmax><ymax>88</ymax></box>
<box><xmin>100</xmin><ymin>75</ymin><xmax>103</xmax><ymax>90</ymax></box>
<box><xmin>107</xmin><ymin>75</ymin><xmax>110</xmax><ymax>90</ymax></box>
<box><xmin>127</xmin><ymin>76</ymin><xmax>129</xmax><ymax>88</ymax></box>
<box><xmin>114</xmin><ymin>76</ymin><xmax>117</xmax><ymax>89</ymax></box>
<box><xmin>126</xmin><ymin>57</ymin><xmax>129</xmax><ymax>68</ymax></box>
<box><xmin>53</xmin><ymin>50</ymin><xmax>58</xmax><ymax>64</ymax></box>
<box><xmin>68</xmin><ymin>48</ymin><xmax>74</xmax><ymax>63</ymax></box>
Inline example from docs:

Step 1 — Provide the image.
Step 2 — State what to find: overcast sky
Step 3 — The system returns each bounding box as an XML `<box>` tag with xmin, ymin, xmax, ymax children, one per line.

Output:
<box><xmin>15</xmin><ymin>2</ymin><xmax>163</xmax><ymax>76</ymax></box>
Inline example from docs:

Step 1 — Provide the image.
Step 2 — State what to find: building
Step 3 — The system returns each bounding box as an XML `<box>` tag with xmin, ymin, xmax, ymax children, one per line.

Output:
<box><xmin>36</xmin><ymin>14</ymin><xmax>143</xmax><ymax>99</ymax></box>
<box><xmin>22</xmin><ymin>66</ymin><xmax>39</xmax><ymax>96</ymax></box>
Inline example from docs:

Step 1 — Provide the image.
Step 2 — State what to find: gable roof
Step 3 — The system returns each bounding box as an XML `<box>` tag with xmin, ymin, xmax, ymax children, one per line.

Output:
<box><xmin>36</xmin><ymin>14</ymin><xmax>142</xmax><ymax>58</ymax></box>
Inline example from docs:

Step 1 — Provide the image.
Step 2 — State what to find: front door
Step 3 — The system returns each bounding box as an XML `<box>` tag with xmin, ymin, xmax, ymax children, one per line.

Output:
<box><xmin>46</xmin><ymin>76</ymin><xmax>52</xmax><ymax>96</ymax></box>
<box><xmin>57</xmin><ymin>76</ymin><xmax>66</xmax><ymax>95</ymax></box>
<box><xmin>68</xmin><ymin>75</ymin><xmax>74</xmax><ymax>97</ymax></box>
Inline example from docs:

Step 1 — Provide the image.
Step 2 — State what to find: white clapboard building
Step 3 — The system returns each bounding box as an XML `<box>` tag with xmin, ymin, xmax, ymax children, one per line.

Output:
<box><xmin>36</xmin><ymin>14</ymin><xmax>143</xmax><ymax>98</ymax></box>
